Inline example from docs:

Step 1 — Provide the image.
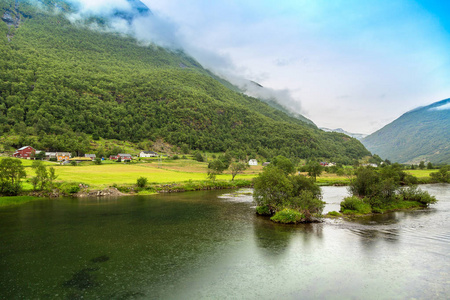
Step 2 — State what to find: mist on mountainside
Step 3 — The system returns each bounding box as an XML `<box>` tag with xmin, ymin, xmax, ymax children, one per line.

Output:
<box><xmin>32</xmin><ymin>0</ymin><xmax>310</xmax><ymax>121</ymax></box>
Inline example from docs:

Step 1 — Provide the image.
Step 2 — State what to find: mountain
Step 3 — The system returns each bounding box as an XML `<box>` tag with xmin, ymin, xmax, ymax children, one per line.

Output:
<box><xmin>0</xmin><ymin>0</ymin><xmax>370</xmax><ymax>163</ymax></box>
<box><xmin>362</xmin><ymin>99</ymin><xmax>450</xmax><ymax>164</ymax></box>
<box><xmin>320</xmin><ymin>128</ymin><xmax>367</xmax><ymax>141</ymax></box>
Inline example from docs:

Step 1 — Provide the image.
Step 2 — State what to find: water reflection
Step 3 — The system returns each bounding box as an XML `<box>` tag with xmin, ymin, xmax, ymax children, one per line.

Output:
<box><xmin>253</xmin><ymin>218</ymin><xmax>325</xmax><ymax>258</ymax></box>
<box><xmin>0</xmin><ymin>185</ymin><xmax>448</xmax><ymax>299</ymax></box>
<box><xmin>253</xmin><ymin>220</ymin><xmax>293</xmax><ymax>256</ymax></box>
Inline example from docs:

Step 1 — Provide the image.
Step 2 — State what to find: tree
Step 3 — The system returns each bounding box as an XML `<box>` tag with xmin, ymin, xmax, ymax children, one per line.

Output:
<box><xmin>32</xmin><ymin>161</ymin><xmax>49</xmax><ymax>190</ymax></box>
<box><xmin>48</xmin><ymin>167</ymin><xmax>58</xmax><ymax>188</ymax></box>
<box><xmin>271</xmin><ymin>155</ymin><xmax>295</xmax><ymax>174</ymax></box>
<box><xmin>253</xmin><ymin>167</ymin><xmax>293</xmax><ymax>212</ymax></box>
<box><xmin>230</xmin><ymin>162</ymin><xmax>247</xmax><ymax>181</ymax></box>
<box><xmin>194</xmin><ymin>151</ymin><xmax>204</xmax><ymax>162</ymax></box>
<box><xmin>430</xmin><ymin>166</ymin><xmax>449</xmax><ymax>183</ymax></box>
<box><xmin>419</xmin><ymin>161</ymin><xmax>425</xmax><ymax>170</ymax></box>
<box><xmin>427</xmin><ymin>162</ymin><xmax>433</xmax><ymax>169</ymax></box>
<box><xmin>306</xmin><ymin>161</ymin><xmax>323</xmax><ymax>181</ymax></box>
<box><xmin>253</xmin><ymin>166</ymin><xmax>324</xmax><ymax>219</ymax></box>
<box><xmin>0</xmin><ymin>158</ymin><xmax>26</xmax><ymax>196</ymax></box>
<box><xmin>349</xmin><ymin>167</ymin><xmax>380</xmax><ymax>198</ymax></box>
<box><xmin>207</xmin><ymin>159</ymin><xmax>227</xmax><ymax>181</ymax></box>
<box><xmin>136</xmin><ymin>177</ymin><xmax>148</xmax><ymax>188</ymax></box>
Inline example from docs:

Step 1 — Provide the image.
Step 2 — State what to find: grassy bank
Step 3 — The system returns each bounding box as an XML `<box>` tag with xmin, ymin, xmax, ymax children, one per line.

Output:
<box><xmin>0</xmin><ymin>196</ymin><xmax>43</xmax><ymax>207</ymax></box>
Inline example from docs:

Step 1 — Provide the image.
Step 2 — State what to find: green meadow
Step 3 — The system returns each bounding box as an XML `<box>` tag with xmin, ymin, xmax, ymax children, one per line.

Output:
<box><xmin>22</xmin><ymin>159</ymin><xmax>261</xmax><ymax>188</ymax></box>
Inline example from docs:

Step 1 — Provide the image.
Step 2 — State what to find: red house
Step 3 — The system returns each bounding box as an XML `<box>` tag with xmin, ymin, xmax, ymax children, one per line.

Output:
<box><xmin>13</xmin><ymin>146</ymin><xmax>36</xmax><ymax>159</ymax></box>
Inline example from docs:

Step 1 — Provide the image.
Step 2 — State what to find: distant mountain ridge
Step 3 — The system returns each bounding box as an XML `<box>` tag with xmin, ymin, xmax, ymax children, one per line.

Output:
<box><xmin>320</xmin><ymin>128</ymin><xmax>367</xmax><ymax>140</ymax></box>
<box><xmin>362</xmin><ymin>99</ymin><xmax>450</xmax><ymax>164</ymax></box>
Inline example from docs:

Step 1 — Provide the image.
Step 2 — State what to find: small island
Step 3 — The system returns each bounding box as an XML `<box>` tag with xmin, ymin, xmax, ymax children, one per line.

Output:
<box><xmin>254</xmin><ymin>158</ymin><xmax>439</xmax><ymax>223</ymax></box>
<box><xmin>253</xmin><ymin>156</ymin><xmax>325</xmax><ymax>224</ymax></box>
<box><xmin>334</xmin><ymin>166</ymin><xmax>437</xmax><ymax>216</ymax></box>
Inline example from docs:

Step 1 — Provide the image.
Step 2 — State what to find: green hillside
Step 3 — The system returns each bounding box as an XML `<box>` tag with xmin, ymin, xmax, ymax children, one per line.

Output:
<box><xmin>362</xmin><ymin>99</ymin><xmax>450</xmax><ymax>164</ymax></box>
<box><xmin>0</xmin><ymin>0</ymin><xmax>370</xmax><ymax>163</ymax></box>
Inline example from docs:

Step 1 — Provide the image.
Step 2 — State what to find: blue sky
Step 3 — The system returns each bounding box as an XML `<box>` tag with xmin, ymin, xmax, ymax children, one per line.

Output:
<box><xmin>70</xmin><ymin>0</ymin><xmax>450</xmax><ymax>133</ymax></box>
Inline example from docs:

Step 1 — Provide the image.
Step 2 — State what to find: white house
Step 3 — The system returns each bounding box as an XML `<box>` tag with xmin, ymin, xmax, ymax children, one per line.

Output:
<box><xmin>140</xmin><ymin>151</ymin><xmax>158</xmax><ymax>158</ymax></box>
<box><xmin>248</xmin><ymin>159</ymin><xmax>258</xmax><ymax>166</ymax></box>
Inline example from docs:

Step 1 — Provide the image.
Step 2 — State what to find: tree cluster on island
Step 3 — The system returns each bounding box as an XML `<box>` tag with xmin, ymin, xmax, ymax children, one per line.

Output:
<box><xmin>339</xmin><ymin>165</ymin><xmax>438</xmax><ymax>215</ymax></box>
<box><xmin>253</xmin><ymin>156</ymin><xmax>325</xmax><ymax>224</ymax></box>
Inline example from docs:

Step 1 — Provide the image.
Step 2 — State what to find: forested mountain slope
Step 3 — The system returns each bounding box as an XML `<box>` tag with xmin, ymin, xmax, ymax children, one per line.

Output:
<box><xmin>362</xmin><ymin>99</ymin><xmax>450</xmax><ymax>164</ymax></box>
<box><xmin>0</xmin><ymin>0</ymin><xmax>370</xmax><ymax>163</ymax></box>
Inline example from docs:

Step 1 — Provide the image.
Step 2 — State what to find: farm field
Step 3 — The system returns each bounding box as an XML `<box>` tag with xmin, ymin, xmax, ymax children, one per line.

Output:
<box><xmin>23</xmin><ymin>159</ymin><xmax>261</xmax><ymax>188</ymax></box>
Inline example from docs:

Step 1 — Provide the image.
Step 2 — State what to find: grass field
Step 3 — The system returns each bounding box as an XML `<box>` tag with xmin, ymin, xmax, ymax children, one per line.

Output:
<box><xmin>405</xmin><ymin>169</ymin><xmax>435</xmax><ymax>178</ymax></box>
<box><xmin>27</xmin><ymin>159</ymin><xmax>261</xmax><ymax>188</ymax></box>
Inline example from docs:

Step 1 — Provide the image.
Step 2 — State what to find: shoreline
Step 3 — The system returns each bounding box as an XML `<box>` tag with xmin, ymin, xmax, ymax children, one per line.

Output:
<box><xmin>0</xmin><ymin>180</ymin><xmax>444</xmax><ymax>208</ymax></box>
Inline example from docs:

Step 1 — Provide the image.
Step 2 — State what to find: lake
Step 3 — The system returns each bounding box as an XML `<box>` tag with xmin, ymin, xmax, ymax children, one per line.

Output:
<box><xmin>0</xmin><ymin>184</ymin><xmax>449</xmax><ymax>299</ymax></box>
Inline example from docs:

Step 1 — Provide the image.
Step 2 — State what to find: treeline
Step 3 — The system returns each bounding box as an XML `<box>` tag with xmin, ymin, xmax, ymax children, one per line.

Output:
<box><xmin>0</xmin><ymin>0</ymin><xmax>370</xmax><ymax>163</ymax></box>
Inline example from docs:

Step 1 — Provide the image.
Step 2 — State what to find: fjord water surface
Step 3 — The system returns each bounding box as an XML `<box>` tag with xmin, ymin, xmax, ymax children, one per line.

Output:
<box><xmin>0</xmin><ymin>185</ymin><xmax>448</xmax><ymax>299</ymax></box>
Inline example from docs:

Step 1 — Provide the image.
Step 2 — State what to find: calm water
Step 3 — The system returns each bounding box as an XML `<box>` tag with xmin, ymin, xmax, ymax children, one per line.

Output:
<box><xmin>0</xmin><ymin>184</ymin><xmax>449</xmax><ymax>299</ymax></box>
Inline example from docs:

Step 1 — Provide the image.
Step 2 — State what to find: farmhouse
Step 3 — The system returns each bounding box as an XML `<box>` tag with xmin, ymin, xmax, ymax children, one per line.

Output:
<box><xmin>139</xmin><ymin>151</ymin><xmax>158</xmax><ymax>158</ymax></box>
<box><xmin>84</xmin><ymin>154</ymin><xmax>96</xmax><ymax>160</ymax></box>
<box><xmin>248</xmin><ymin>159</ymin><xmax>258</xmax><ymax>166</ymax></box>
<box><xmin>13</xmin><ymin>146</ymin><xmax>35</xmax><ymax>159</ymax></box>
<box><xmin>57</xmin><ymin>152</ymin><xmax>71</xmax><ymax>162</ymax></box>
<box><xmin>110</xmin><ymin>153</ymin><xmax>133</xmax><ymax>161</ymax></box>
<box><xmin>44</xmin><ymin>152</ymin><xmax>71</xmax><ymax>161</ymax></box>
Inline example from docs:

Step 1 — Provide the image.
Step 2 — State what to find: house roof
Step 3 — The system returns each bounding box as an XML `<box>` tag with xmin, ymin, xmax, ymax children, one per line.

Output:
<box><xmin>118</xmin><ymin>153</ymin><xmax>132</xmax><ymax>157</ymax></box>
<box><xmin>142</xmin><ymin>151</ymin><xmax>158</xmax><ymax>154</ymax></box>
<box><xmin>17</xmin><ymin>146</ymin><xmax>33</xmax><ymax>151</ymax></box>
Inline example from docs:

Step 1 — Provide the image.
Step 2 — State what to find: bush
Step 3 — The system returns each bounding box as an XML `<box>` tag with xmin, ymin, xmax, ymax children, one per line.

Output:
<box><xmin>68</xmin><ymin>186</ymin><xmax>80</xmax><ymax>194</ymax></box>
<box><xmin>398</xmin><ymin>186</ymin><xmax>437</xmax><ymax>206</ymax></box>
<box><xmin>256</xmin><ymin>205</ymin><xmax>272</xmax><ymax>216</ymax></box>
<box><xmin>70</xmin><ymin>161</ymin><xmax>77</xmax><ymax>166</ymax></box>
<box><xmin>136</xmin><ymin>177</ymin><xmax>148</xmax><ymax>188</ymax></box>
<box><xmin>270</xmin><ymin>208</ymin><xmax>304</xmax><ymax>224</ymax></box>
<box><xmin>94</xmin><ymin>158</ymin><xmax>102</xmax><ymax>165</ymax></box>
<box><xmin>340</xmin><ymin>196</ymin><xmax>372</xmax><ymax>214</ymax></box>
<box><xmin>284</xmin><ymin>190</ymin><xmax>324</xmax><ymax>215</ymax></box>
<box><xmin>172</xmin><ymin>155</ymin><xmax>179</xmax><ymax>160</ymax></box>
<box><xmin>327</xmin><ymin>211</ymin><xmax>341</xmax><ymax>217</ymax></box>
<box><xmin>194</xmin><ymin>152</ymin><xmax>204</xmax><ymax>162</ymax></box>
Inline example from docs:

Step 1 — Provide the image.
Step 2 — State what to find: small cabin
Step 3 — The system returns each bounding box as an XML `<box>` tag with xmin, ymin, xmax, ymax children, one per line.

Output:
<box><xmin>140</xmin><ymin>151</ymin><xmax>158</xmax><ymax>158</ymax></box>
<box><xmin>248</xmin><ymin>159</ymin><xmax>258</xmax><ymax>166</ymax></box>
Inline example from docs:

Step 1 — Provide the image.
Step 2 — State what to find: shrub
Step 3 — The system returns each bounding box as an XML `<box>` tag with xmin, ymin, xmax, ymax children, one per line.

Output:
<box><xmin>327</xmin><ymin>211</ymin><xmax>341</xmax><ymax>217</ymax></box>
<box><xmin>284</xmin><ymin>190</ymin><xmax>324</xmax><ymax>215</ymax></box>
<box><xmin>136</xmin><ymin>177</ymin><xmax>148</xmax><ymax>188</ymax></box>
<box><xmin>270</xmin><ymin>208</ymin><xmax>304</xmax><ymax>224</ymax></box>
<box><xmin>94</xmin><ymin>158</ymin><xmax>102</xmax><ymax>165</ymax></box>
<box><xmin>194</xmin><ymin>152</ymin><xmax>204</xmax><ymax>162</ymax></box>
<box><xmin>68</xmin><ymin>186</ymin><xmax>80</xmax><ymax>194</ymax></box>
<box><xmin>172</xmin><ymin>155</ymin><xmax>179</xmax><ymax>160</ymax></box>
<box><xmin>340</xmin><ymin>196</ymin><xmax>372</xmax><ymax>214</ymax></box>
<box><xmin>398</xmin><ymin>186</ymin><xmax>437</xmax><ymax>206</ymax></box>
<box><xmin>256</xmin><ymin>205</ymin><xmax>272</xmax><ymax>216</ymax></box>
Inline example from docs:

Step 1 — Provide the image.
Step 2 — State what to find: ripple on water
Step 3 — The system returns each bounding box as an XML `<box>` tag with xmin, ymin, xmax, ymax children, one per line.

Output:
<box><xmin>217</xmin><ymin>188</ymin><xmax>254</xmax><ymax>203</ymax></box>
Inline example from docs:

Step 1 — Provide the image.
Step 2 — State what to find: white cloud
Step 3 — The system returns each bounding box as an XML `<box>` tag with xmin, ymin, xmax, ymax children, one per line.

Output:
<box><xmin>66</xmin><ymin>0</ymin><xmax>132</xmax><ymax>16</ymax></box>
<box><xmin>429</xmin><ymin>102</ymin><xmax>450</xmax><ymax>111</ymax></box>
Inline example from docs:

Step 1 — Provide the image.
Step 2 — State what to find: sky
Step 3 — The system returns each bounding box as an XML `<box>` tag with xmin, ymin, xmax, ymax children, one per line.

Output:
<box><xmin>66</xmin><ymin>0</ymin><xmax>450</xmax><ymax>134</ymax></box>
